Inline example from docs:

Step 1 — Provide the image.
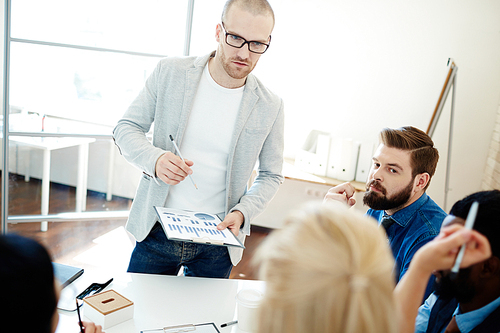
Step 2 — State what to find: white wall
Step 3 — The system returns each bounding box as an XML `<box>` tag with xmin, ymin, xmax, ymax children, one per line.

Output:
<box><xmin>252</xmin><ymin>0</ymin><xmax>500</xmax><ymax>212</ymax></box>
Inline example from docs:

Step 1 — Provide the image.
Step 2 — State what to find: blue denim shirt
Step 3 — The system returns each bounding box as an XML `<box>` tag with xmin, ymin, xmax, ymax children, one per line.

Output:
<box><xmin>366</xmin><ymin>193</ymin><xmax>446</xmax><ymax>298</ymax></box>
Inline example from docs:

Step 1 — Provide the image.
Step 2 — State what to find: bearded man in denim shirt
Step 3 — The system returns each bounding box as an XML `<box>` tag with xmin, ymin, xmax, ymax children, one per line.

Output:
<box><xmin>324</xmin><ymin>126</ymin><xmax>446</xmax><ymax>300</ymax></box>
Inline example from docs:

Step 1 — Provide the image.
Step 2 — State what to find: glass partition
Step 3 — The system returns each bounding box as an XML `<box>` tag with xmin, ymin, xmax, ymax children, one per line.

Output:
<box><xmin>11</xmin><ymin>0</ymin><xmax>187</xmax><ymax>56</ymax></box>
<box><xmin>9</xmin><ymin>42</ymin><xmax>160</xmax><ymax>130</ymax></box>
<box><xmin>3</xmin><ymin>0</ymin><xmax>190</xmax><ymax>271</ymax></box>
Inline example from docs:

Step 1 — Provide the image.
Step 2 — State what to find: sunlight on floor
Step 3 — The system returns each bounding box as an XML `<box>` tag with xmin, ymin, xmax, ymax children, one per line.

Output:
<box><xmin>71</xmin><ymin>226</ymin><xmax>134</xmax><ymax>274</ymax></box>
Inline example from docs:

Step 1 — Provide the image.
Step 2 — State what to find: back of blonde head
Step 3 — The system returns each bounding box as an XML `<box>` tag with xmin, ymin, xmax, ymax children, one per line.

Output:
<box><xmin>254</xmin><ymin>202</ymin><xmax>397</xmax><ymax>333</ymax></box>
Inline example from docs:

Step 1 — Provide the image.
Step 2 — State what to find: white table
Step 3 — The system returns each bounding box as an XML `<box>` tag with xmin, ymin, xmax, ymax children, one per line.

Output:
<box><xmin>11</xmin><ymin>136</ymin><xmax>95</xmax><ymax>231</ymax></box>
<box><xmin>56</xmin><ymin>272</ymin><xmax>266</xmax><ymax>333</ymax></box>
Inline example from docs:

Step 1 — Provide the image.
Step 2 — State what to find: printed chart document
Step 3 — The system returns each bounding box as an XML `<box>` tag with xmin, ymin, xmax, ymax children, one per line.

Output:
<box><xmin>154</xmin><ymin>207</ymin><xmax>245</xmax><ymax>249</ymax></box>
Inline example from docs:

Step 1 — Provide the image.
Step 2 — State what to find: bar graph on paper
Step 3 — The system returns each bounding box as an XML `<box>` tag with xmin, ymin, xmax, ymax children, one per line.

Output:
<box><xmin>154</xmin><ymin>207</ymin><xmax>245</xmax><ymax>249</ymax></box>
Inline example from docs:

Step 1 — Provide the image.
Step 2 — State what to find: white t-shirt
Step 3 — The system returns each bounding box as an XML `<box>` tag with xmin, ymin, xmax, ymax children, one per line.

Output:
<box><xmin>164</xmin><ymin>64</ymin><xmax>244</xmax><ymax>215</ymax></box>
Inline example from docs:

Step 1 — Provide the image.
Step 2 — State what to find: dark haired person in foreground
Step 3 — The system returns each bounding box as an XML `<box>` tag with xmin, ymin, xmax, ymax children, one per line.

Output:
<box><xmin>324</xmin><ymin>126</ymin><xmax>446</xmax><ymax>298</ymax></box>
<box><xmin>411</xmin><ymin>190</ymin><xmax>500</xmax><ymax>333</ymax></box>
<box><xmin>0</xmin><ymin>234</ymin><xmax>103</xmax><ymax>333</ymax></box>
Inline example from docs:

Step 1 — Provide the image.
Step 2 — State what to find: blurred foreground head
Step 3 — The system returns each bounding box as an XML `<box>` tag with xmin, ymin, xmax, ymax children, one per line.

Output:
<box><xmin>0</xmin><ymin>234</ymin><xmax>58</xmax><ymax>333</ymax></box>
<box><xmin>254</xmin><ymin>202</ymin><xmax>397</xmax><ymax>333</ymax></box>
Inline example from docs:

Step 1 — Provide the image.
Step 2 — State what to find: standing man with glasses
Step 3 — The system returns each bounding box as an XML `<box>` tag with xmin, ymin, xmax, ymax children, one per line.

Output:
<box><xmin>113</xmin><ymin>0</ymin><xmax>283</xmax><ymax>278</ymax></box>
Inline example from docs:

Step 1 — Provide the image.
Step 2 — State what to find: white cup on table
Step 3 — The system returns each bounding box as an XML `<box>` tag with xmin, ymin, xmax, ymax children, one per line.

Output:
<box><xmin>235</xmin><ymin>288</ymin><xmax>264</xmax><ymax>332</ymax></box>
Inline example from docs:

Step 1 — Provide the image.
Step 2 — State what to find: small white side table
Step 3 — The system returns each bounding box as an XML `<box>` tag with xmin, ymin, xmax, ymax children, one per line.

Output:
<box><xmin>11</xmin><ymin>136</ymin><xmax>96</xmax><ymax>231</ymax></box>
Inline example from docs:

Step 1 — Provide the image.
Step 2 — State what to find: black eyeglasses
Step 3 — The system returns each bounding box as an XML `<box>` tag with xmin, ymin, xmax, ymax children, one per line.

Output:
<box><xmin>221</xmin><ymin>23</ymin><xmax>270</xmax><ymax>54</ymax></box>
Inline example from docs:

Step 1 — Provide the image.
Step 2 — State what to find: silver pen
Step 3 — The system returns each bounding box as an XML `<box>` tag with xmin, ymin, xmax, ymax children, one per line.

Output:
<box><xmin>169</xmin><ymin>135</ymin><xmax>198</xmax><ymax>189</ymax></box>
<box><xmin>450</xmin><ymin>201</ymin><xmax>479</xmax><ymax>278</ymax></box>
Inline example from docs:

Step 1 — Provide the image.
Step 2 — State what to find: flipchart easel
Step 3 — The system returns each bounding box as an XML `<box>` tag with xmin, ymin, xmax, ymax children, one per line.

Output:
<box><xmin>426</xmin><ymin>60</ymin><xmax>458</xmax><ymax>211</ymax></box>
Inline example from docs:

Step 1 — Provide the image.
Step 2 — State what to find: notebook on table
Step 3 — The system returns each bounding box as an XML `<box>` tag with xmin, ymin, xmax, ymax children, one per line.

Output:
<box><xmin>52</xmin><ymin>262</ymin><xmax>84</xmax><ymax>289</ymax></box>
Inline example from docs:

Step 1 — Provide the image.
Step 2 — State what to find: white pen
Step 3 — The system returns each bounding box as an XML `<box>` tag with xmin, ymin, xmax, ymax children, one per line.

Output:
<box><xmin>450</xmin><ymin>201</ymin><xmax>479</xmax><ymax>276</ymax></box>
<box><xmin>169</xmin><ymin>135</ymin><xmax>198</xmax><ymax>189</ymax></box>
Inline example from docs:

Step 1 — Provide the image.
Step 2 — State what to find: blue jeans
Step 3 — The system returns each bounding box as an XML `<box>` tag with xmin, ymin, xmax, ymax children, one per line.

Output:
<box><xmin>127</xmin><ymin>222</ymin><xmax>233</xmax><ymax>278</ymax></box>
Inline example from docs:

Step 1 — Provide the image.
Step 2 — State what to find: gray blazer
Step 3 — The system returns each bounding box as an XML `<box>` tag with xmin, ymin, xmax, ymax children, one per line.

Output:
<box><xmin>113</xmin><ymin>52</ymin><xmax>284</xmax><ymax>265</ymax></box>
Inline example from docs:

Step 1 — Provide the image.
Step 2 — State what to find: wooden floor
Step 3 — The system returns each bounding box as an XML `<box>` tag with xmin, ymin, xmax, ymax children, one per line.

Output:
<box><xmin>4</xmin><ymin>174</ymin><xmax>271</xmax><ymax>280</ymax></box>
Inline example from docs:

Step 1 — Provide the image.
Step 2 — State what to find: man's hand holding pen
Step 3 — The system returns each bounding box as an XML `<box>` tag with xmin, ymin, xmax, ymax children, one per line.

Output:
<box><xmin>217</xmin><ymin>210</ymin><xmax>244</xmax><ymax>236</ymax></box>
<box><xmin>155</xmin><ymin>152</ymin><xmax>194</xmax><ymax>186</ymax></box>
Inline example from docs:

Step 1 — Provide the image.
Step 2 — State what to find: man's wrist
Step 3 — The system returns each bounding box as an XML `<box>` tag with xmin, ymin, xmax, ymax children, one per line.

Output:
<box><xmin>233</xmin><ymin>210</ymin><xmax>245</xmax><ymax>229</ymax></box>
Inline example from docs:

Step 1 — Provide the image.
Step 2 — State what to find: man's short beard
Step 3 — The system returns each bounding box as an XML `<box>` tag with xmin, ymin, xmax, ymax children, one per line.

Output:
<box><xmin>434</xmin><ymin>268</ymin><xmax>475</xmax><ymax>303</ymax></box>
<box><xmin>363</xmin><ymin>178</ymin><xmax>414</xmax><ymax>211</ymax></box>
<box><xmin>217</xmin><ymin>44</ymin><xmax>254</xmax><ymax>80</ymax></box>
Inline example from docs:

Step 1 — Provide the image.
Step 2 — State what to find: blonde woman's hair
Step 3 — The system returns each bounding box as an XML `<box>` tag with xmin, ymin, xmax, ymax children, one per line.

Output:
<box><xmin>253</xmin><ymin>202</ymin><xmax>397</xmax><ymax>333</ymax></box>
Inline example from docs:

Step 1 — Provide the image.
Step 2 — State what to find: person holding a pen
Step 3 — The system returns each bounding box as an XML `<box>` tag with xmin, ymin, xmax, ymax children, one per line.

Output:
<box><xmin>0</xmin><ymin>234</ymin><xmax>104</xmax><ymax>333</ymax></box>
<box><xmin>409</xmin><ymin>190</ymin><xmax>500</xmax><ymax>333</ymax></box>
<box><xmin>324</xmin><ymin>126</ymin><xmax>447</xmax><ymax>300</ymax></box>
<box><xmin>113</xmin><ymin>0</ymin><xmax>284</xmax><ymax>278</ymax></box>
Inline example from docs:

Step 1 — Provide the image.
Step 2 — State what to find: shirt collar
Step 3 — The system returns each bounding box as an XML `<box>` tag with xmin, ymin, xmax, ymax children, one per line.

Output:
<box><xmin>383</xmin><ymin>193</ymin><xmax>429</xmax><ymax>228</ymax></box>
<box><xmin>454</xmin><ymin>295</ymin><xmax>500</xmax><ymax>332</ymax></box>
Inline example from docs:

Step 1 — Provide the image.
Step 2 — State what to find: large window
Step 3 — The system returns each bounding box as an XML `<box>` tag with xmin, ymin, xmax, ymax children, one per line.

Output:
<box><xmin>1</xmin><ymin>0</ymin><xmax>194</xmax><ymax>268</ymax></box>
<box><xmin>9</xmin><ymin>42</ymin><xmax>160</xmax><ymax>129</ymax></box>
<box><xmin>11</xmin><ymin>0</ymin><xmax>186</xmax><ymax>55</ymax></box>
<box><xmin>9</xmin><ymin>0</ymin><xmax>188</xmax><ymax>131</ymax></box>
